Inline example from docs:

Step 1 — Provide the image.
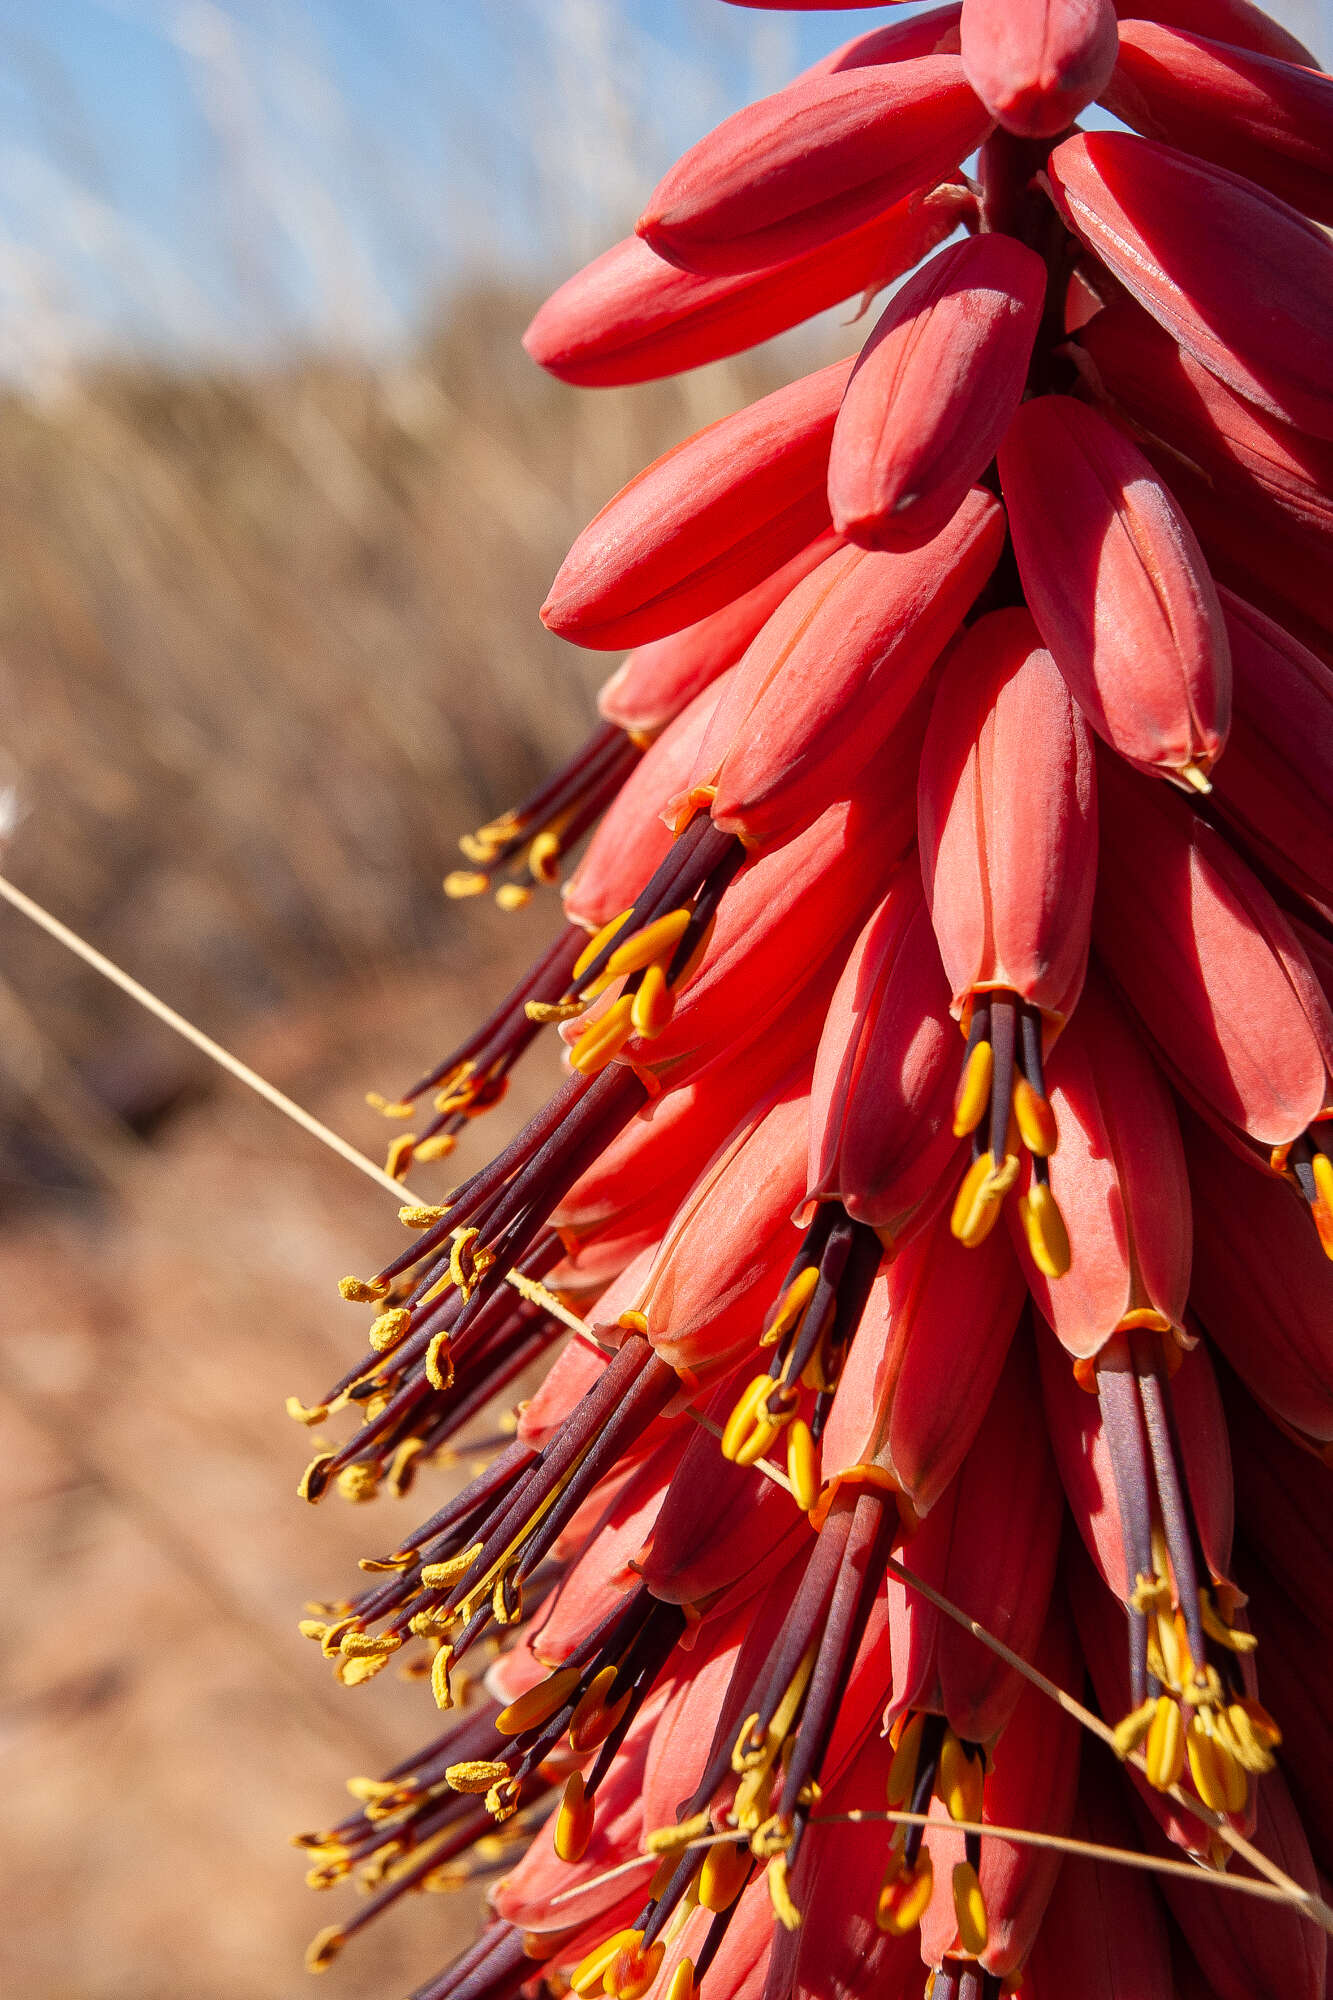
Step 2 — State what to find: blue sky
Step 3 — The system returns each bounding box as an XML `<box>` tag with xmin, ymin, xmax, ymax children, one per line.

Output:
<box><xmin>0</xmin><ymin>0</ymin><xmax>1324</xmax><ymax>374</ymax></box>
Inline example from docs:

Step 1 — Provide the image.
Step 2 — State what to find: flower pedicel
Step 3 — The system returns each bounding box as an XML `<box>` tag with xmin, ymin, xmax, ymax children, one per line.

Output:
<box><xmin>292</xmin><ymin>6</ymin><xmax>1333</xmax><ymax>1998</ymax></box>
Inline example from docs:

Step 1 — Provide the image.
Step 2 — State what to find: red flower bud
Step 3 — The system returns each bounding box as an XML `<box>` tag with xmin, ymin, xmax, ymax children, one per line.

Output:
<box><xmin>637</xmin><ymin>60</ymin><xmax>992</xmax><ymax>277</ymax></box>
<box><xmin>804</xmin><ymin>5</ymin><xmax>963</xmax><ymax>78</ymax></box>
<box><xmin>961</xmin><ymin>0</ymin><xmax>1119</xmax><ymax>137</ymax></box>
<box><xmin>1102</xmin><ymin>20</ymin><xmax>1333</xmax><ymax>226</ymax></box>
<box><xmin>998</xmin><ymin>393</ymin><xmax>1230</xmax><ymax>785</ymax></box>
<box><xmin>542</xmin><ymin>359</ymin><xmax>851</xmax><ymax>651</ymax></box>
<box><xmin>680</xmin><ymin>490</ymin><xmax>1005</xmax><ymax>848</ymax></box>
<box><xmin>829</xmin><ymin>234</ymin><xmax>1045</xmax><ymax>549</ymax></box>
<box><xmin>1047</xmin><ymin>130</ymin><xmax>1333</xmax><ymax>440</ymax></box>
<box><xmin>524</xmin><ymin>194</ymin><xmax>967</xmax><ymax>389</ymax></box>
<box><xmin>1111</xmin><ymin>0</ymin><xmax>1316</xmax><ymax>70</ymax></box>
<box><xmin>597</xmin><ymin>529</ymin><xmax>841</xmax><ymax>741</ymax></box>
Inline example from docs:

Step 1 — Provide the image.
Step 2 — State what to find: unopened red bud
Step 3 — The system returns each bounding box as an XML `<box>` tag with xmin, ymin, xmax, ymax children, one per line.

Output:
<box><xmin>542</xmin><ymin>359</ymin><xmax>851</xmax><ymax>650</ymax></box>
<box><xmin>999</xmin><ymin>393</ymin><xmax>1230</xmax><ymax>784</ymax></box>
<box><xmin>637</xmin><ymin>60</ymin><xmax>993</xmax><ymax>277</ymax></box>
<box><xmin>829</xmin><ymin>234</ymin><xmax>1045</xmax><ymax>550</ymax></box>
<box><xmin>524</xmin><ymin>192</ymin><xmax>967</xmax><ymax>389</ymax></box>
<box><xmin>804</xmin><ymin>5</ymin><xmax>963</xmax><ymax>77</ymax></box>
<box><xmin>1103</xmin><ymin>20</ymin><xmax>1333</xmax><ymax>226</ymax></box>
<box><xmin>1047</xmin><ymin>131</ymin><xmax>1333</xmax><ymax>441</ymax></box>
<box><xmin>960</xmin><ymin>0</ymin><xmax>1119</xmax><ymax>137</ymax></box>
<box><xmin>1110</xmin><ymin>0</ymin><xmax>1316</xmax><ymax>69</ymax></box>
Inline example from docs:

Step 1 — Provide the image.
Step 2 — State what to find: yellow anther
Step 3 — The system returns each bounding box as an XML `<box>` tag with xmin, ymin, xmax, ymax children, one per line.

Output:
<box><xmin>297</xmin><ymin>1619</ymin><xmax>328</xmax><ymax>1643</ymax></box>
<box><xmin>570</xmin><ymin>993</ymin><xmax>636</xmax><ymax>1075</ymax></box>
<box><xmin>414</xmin><ymin>1132</ymin><xmax>457</xmax><ymax>1164</ymax></box>
<box><xmin>525</xmin><ymin>997</ymin><xmax>588</xmax><ymax>1025</ymax></box>
<box><xmin>430</xmin><ymin>1644</ymin><xmax>455</xmax><ymax>1710</ymax></box>
<box><xmin>340</xmin><ymin>1629</ymin><xmax>402</xmax><ymax>1660</ymax></box>
<box><xmin>338</xmin><ymin>1274</ymin><xmax>390</xmax><ymax>1304</ymax></box>
<box><xmin>952</xmin><ymin>1861</ymin><xmax>988</xmax><ymax>1955</ymax></box>
<box><xmin>569</xmin><ymin>1665</ymin><xmax>629</xmax><ymax>1753</ymax></box>
<box><xmin>721</xmin><ymin>1375</ymin><xmax>778</xmax><ymax>1464</ymax></box>
<box><xmin>366</xmin><ymin>1093</ymin><xmax>416</xmax><ymax>1119</ymax></box>
<box><xmin>786</xmin><ymin>1420</ymin><xmax>820</xmax><ymax>1514</ymax></box>
<box><xmin>443</xmin><ymin>870</ymin><xmax>489</xmax><ymax>898</ymax></box>
<box><xmin>365</xmin><ymin>1308</ymin><xmax>410</xmax><ymax>1355</ymax></box>
<box><xmin>528</xmin><ymin>830</ymin><xmax>563</xmax><ymax>883</ymax></box>
<box><xmin>496</xmin><ymin>883</ymin><xmax>533</xmax><ymax>912</ymax></box>
<box><xmin>1200</xmin><ymin>1591</ymin><xmax>1259</xmax><ymax>1654</ymax></box>
<box><xmin>298</xmin><ymin>1452</ymin><xmax>337</xmax><ymax>1503</ymax></box>
<box><xmin>555</xmin><ymin>1770</ymin><xmax>595</xmax><ymax>1863</ymax></box>
<box><xmin>699</xmin><ymin>1839</ymin><xmax>750</xmax><ymax>1913</ymax></box>
<box><xmin>1018</xmin><ymin>1181</ymin><xmax>1072</xmax><ymax>1279</ymax></box>
<box><xmin>336</xmin><ymin>1463</ymin><xmax>380</xmax><ymax>1504</ymax></box>
<box><xmin>876</xmin><ymin>1850</ymin><xmax>933</xmax><ymax>1935</ymax></box>
<box><xmin>597</xmin><ymin>907</ymin><xmax>692</xmax><ymax>988</ymax></box>
<box><xmin>384</xmin><ymin>1133</ymin><xmax>417</xmax><ymax>1181</ymax></box>
<box><xmin>1309</xmin><ymin>1150</ymin><xmax>1333</xmax><ymax>1258</ymax></box>
<box><xmin>486</xmin><ymin>1777</ymin><xmax>520</xmax><ymax>1822</ymax></box>
<box><xmin>425</xmin><ymin>1329</ymin><xmax>454</xmax><ymax>1392</ymax></box>
<box><xmin>950</xmin><ymin>1150</ymin><xmax>1020</xmax><ymax>1247</ymax></box>
<box><xmin>420</xmin><ymin>1543</ymin><xmax>483</xmax><ymax>1590</ymax></box>
<box><xmin>1187</xmin><ymin>1719</ymin><xmax>1247</xmax><ymax>1814</ymax></box>
<box><xmin>335</xmin><ymin>1651</ymin><xmax>393</xmax><ymax>1687</ymax></box>
<box><xmin>345</xmin><ymin>1776</ymin><xmax>403</xmax><ymax>1807</ymax></box>
<box><xmin>665</xmin><ymin>1960</ymin><xmax>696</xmax><ymax>2000</ymax></box>
<box><xmin>618</xmin><ymin>1309</ymin><xmax>649</xmax><ymax>1334</ymax></box>
<box><xmin>767</xmin><ymin>1853</ymin><xmax>802</xmax><ymax>1933</ymax></box>
<box><xmin>496</xmin><ymin>1667</ymin><xmax>582</xmax><ymax>1736</ymax></box>
<box><xmin>1144</xmin><ymin>1694</ymin><xmax>1186</xmax><ymax>1791</ymax></box>
<box><xmin>573</xmin><ymin>910</ymin><xmax>634</xmax><ymax>982</ymax></box>
<box><xmin>286</xmin><ymin>1395</ymin><xmax>329</xmax><ymax>1426</ymax></box>
<box><xmin>449</xmin><ymin>1226</ymin><xmax>489</xmax><ymax>1295</ymax></box>
<box><xmin>886</xmin><ymin>1712</ymin><xmax>925</xmax><ymax>1809</ymax></box>
<box><xmin>953</xmin><ymin>1037</ymin><xmax>994</xmax><ymax>1137</ymax></box>
<box><xmin>444</xmin><ymin>1759</ymin><xmax>511</xmax><ymax>1796</ymax></box>
<box><xmin>319</xmin><ymin>1615</ymin><xmax>358</xmax><ymax>1658</ymax></box>
<box><xmin>610</xmin><ymin>1937</ymin><xmax>665</xmax><ymax>2000</ymax></box>
<box><xmin>939</xmin><ymin>1730</ymin><xmax>985</xmax><ymax>1823</ymax></box>
<box><xmin>1177</xmin><ymin>760</ymin><xmax>1213</xmax><ymax>795</ymax></box>
<box><xmin>304</xmin><ymin>1926</ymin><xmax>345</xmax><ymax>1973</ymax></box>
<box><xmin>645</xmin><ymin>1811</ymin><xmax>712</xmax><ymax>1858</ymax></box>
<box><xmin>630</xmin><ymin>961</ymin><xmax>673</xmax><ymax>1038</ymax></box>
<box><xmin>398</xmin><ymin>1203</ymin><xmax>447</xmax><ymax>1230</ymax></box>
<box><xmin>762</xmin><ymin>1264</ymin><xmax>820</xmax><ymax>1346</ymax></box>
<box><xmin>570</xmin><ymin>1930</ymin><xmax>641</xmax><ymax>1998</ymax></box>
<box><xmin>1012</xmin><ymin>1074</ymin><xmax>1058</xmax><ymax>1156</ymax></box>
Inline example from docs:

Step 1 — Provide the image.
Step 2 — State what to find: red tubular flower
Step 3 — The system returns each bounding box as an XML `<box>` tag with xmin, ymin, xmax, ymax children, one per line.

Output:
<box><xmin>805</xmin><ymin>865</ymin><xmax>961</xmax><ymax>1255</ymax></box>
<box><xmin>636</xmin><ymin>60</ymin><xmax>993</xmax><ymax>276</ymax></box>
<box><xmin>1015</xmin><ymin>974</ymin><xmax>1191</xmax><ymax>1366</ymax></box>
<box><xmin>818</xmin><ymin>1208</ymin><xmax>1026</xmax><ymax>1522</ymax></box>
<box><xmin>1182</xmin><ymin>1108</ymin><xmax>1333</xmax><ymax>1444</ymax></box>
<box><xmin>828</xmin><ymin>234</ymin><xmax>1045</xmax><ymax>549</ymax></box>
<box><xmin>1095</xmin><ymin>751</ymin><xmax>1333</xmax><ymax>1174</ymax></box>
<box><xmin>1046</xmin><ymin>130</ymin><xmax>1333</xmax><ymax>440</ymax></box>
<box><xmin>803</xmin><ymin>5</ymin><xmax>963</xmax><ymax>77</ymax></box>
<box><xmin>597</xmin><ymin>530</ymin><xmax>842</xmax><ymax>742</ymax></box>
<box><xmin>677</xmin><ymin>490</ymin><xmax>1005</xmax><ymax>848</ymax></box>
<box><xmin>1021</xmin><ymin>1766</ymin><xmax>1177</xmax><ymax>2000</ymax></box>
<box><xmin>1207</xmin><ymin>589</ymin><xmax>1333</xmax><ymax>924</ymax></box>
<box><xmin>998</xmin><ymin>393</ymin><xmax>1231</xmax><ymax>787</ymax></box>
<box><xmin>523</xmin><ymin>195</ymin><xmax>968</xmax><ymax>390</ymax></box>
<box><xmin>960</xmin><ymin>0</ymin><xmax>1120</xmax><ymax>137</ymax></box>
<box><xmin>541</xmin><ymin>358</ymin><xmax>852</xmax><ymax>651</ymax></box>
<box><xmin>887</xmin><ymin>1333</ymin><xmax>1063</xmax><ymax>1746</ymax></box>
<box><xmin>917</xmin><ymin>608</ymin><xmax>1097</xmax><ymax>1266</ymax></box>
<box><xmin>1101</xmin><ymin>21</ymin><xmax>1333</xmax><ymax>226</ymax></box>
<box><xmin>1110</xmin><ymin>0</ymin><xmax>1317</xmax><ymax>69</ymax></box>
<box><xmin>1076</xmin><ymin>295</ymin><xmax>1333</xmax><ymax>555</ymax></box>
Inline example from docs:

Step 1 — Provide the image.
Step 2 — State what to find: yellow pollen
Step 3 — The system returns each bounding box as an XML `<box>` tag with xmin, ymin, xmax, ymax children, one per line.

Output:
<box><xmin>767</xmin><ymin>1853</ymin><xmax>802</xmax><ymax>1932</ymax></box>
<box><xmin>555</xmin><ymin>1771</ymin><xmax>595</xmax><ymax>1863</ymax></box>
<box><xmin>1012</xmin><ymin>1074</ymin><xmax>1058</xmax><ymax>1157</ymax></box>
<box><xmin>366</xmin><ymin>1093</ymin><xmax>416</xmax><ymax>1119</ymax></box>
<box><xmin>496</xmin><ymin>1666</ymin><xmax>582</xmax><ymax>1736</ymax></box>
<box><xmin>699</xmin><ymin>1840</ymin><xmax>750</xmax><ymax>1913</ymax></box>
<box><xmin>421</xmin><ymin>1543</ymin><xmax>483</xmax><ymax>1589</ymax></box>
<box><xmin>384</xmin><ymin>1133</ymin><xmax>416</xmax><ymax>1181</ymax></box>
<box><xmin>496</xmin><ymin>883</ymin><xmax>533</xmax><ymax>911</ymax></box>
<box><xmin>444</xmin><ymin>1758</ymin><xmax>511</xmax><ymax>1796</ymax></box>
<box><xmin>526</xmin><ymin>997</ymin><xmax>587</xmax><ymax>1025</ymax></box>
<box><xmin>398</xmin><ymin>1202</ymin><xmax>448</xmax><ymax>1230</ymax></box>
<box><xmin>528</xmin><ymin>831</ymin><xmax>563</xmax><ymax>883</ymax></box>
<box><xmin>430</xmin><ymin>1644</ymin><xmax>455</xmax><ymax>1711</ymax></box>
<box><xmin>1018</xmin><ymin>1181</ymin><xmax>1072</xmax><ymax>1279</ymax></box>
<box><xmin>338</xmin><ymin>1274</ymin><xmax>390</xmax><ymax>1304</ymax></box>
<box><xmin>286</xmin><ymin>1395</ymin><xmax>329</xmax><ymax>1427</ymax></box>
<box><xmin>952</xmin><ymin>1860</ymin><xmax>988</xmax><ymax>1956</ymax></box>
<box><xmin>443</xmin><ymin>870</ymin><xmax>490</xmax><ymax>899</ymax></box>
<box><xmin>336</xmin><ymin>1463</ymin><xmax>380</xmax><ymax>1504</ymax></box>
<box><xmin>645</xmin><ymin>1812</ymin><xmax>711</xmax><ymax>1857</ymax></box>
<box><xmin>425</xmin><ymin>1329</ymin><xmax>454</xmax><ymax>1391</ymax></box>
<box><xmin>953</xmin><ymin>1037</ymin><xmax>994</xmax><ymax>1137</ymax></box>
<box><xmin>939</xmin><ymin>1730</ymin><xmax>985</xmax><ymax>1823</ymax></box>
<box><xmin>335</xmin><ymin>1651</ymin><xmax>393</xmax><ymax>1688</ymax></box>
<box><xmin>297</xmin><ymin>1452</ymin><xmax>336</xmax><ymax>1503</ymax></box>
<box><xmin>414</xmin><ymin>1132</ymin><xmax>457</xmax><ymax>1164</ymax></box>
<box><xmin>573</xmin><ymin>910</ymin><xmax>634</xmax><ymax>982</ymax></box>
<box><xmin>304</xmin><ymin>1926</ymin><xmax>346</xmax><ymax>1974</ymax></box>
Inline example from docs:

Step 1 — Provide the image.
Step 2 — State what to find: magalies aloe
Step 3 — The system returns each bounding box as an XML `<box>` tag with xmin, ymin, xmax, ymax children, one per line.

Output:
<box><xmin>292</xmin><ymin>4</ymin><xmax>1333</xmax><ymax>1996</ymax></box>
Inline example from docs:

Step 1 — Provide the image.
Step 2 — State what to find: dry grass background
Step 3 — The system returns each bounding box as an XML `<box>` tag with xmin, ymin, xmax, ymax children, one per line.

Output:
<box><xmin>0</xmin><ymin>7</ymin><xmax>839</xmax><ymax>1995</ymax></box>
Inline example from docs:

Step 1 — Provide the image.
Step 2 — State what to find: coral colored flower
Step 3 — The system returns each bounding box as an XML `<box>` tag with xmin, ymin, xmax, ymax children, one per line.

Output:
<box><xmin>803</xmin><ymin>5</ymin><xmax>964</xmax><ymax>78</ymax></box>
<box><xmin>523</xmin><ymin>194</ymin><xmax>968</xmax><ymax>389</ymax></box>
<box><xmin>1111</xmin><ymin>0</ymin><xmax>1316</xmax><ymax>69</ymax></box>
<box><xmin>541</xmin><ymin>358</ymin><xmax>852</xmax><ymax>651</ymax></box>
<box><xmin>596</xmin><ymin>530</ymin><xmax>842</xmax><ymax>743</ymax></box>
<box><xmin>637</xmin><ymin>60</ymin><xmax>993</xmax><ymax>276</ymax></box>
<box><xmin>678</xmin><ymin>490</ymin><xmax>1005</xmax><ymax>847</ymax></box>
<box><xmin>1046</xmin><ymin>130</ymin><xmax>1333</xmax><ymax>439</ymax></box>
<box><xmin>1015</xmin><ymin>974</ymin><xmax>1191</xmax><ymax>1363</ymax></box>
<box><xmin>828</xmin><ymin>233</ymin><xmax>1045</xmax><ymax>549</ymax></box>
<box><xmin>960</xmin><ymin>0</ymin><xmax>1120</xmax><ymax>137</ymax></box>
<box><xmin>805</xmin><ymin>865</ymin><xmax>961</xmax><ymax>1254</ymax></box>
<box><xmin>1101</xmin><ymin>20</ymin><xmax>1333</xmax><ymax>225</ymax></box>
<box><xmin>998</xmin><ymin>393</ymin><xmax>1231</xmax><ymax>786</ymax></box>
